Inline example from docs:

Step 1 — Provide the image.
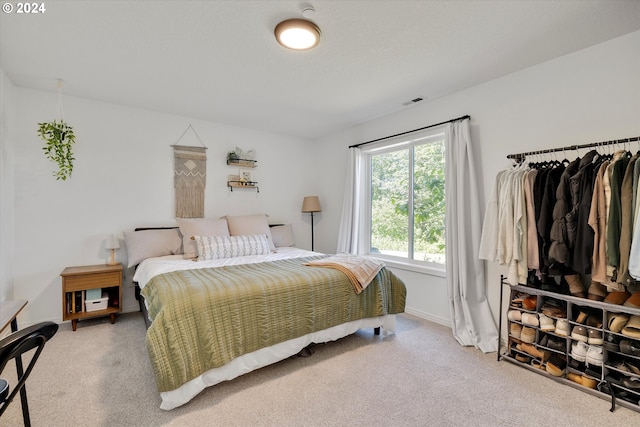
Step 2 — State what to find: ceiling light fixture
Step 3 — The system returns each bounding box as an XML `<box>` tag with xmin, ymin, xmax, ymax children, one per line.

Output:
<box><xmin>274</xmin><ymin>18</ymin><xmax>321</xmax><ymax>50</ymax></box>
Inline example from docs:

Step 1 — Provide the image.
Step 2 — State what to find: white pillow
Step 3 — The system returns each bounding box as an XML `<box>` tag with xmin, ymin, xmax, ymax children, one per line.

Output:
<box><xmin>124</xmin><ymin>229</ymin><xmax>182</xmax><ymax>268</ymax></box>
<box><xmin>270</xmin><ymin>224</ymin><xmax>295</xmax><ymax>247</ymax></box>
<box><xmin>224</xmin><ymin>214</ymin><xmax>276</xmax><ymax>250</ymax></box>
<box><xmin>194</xmin><ymin>234</ymin><xmax>271</xmax><ymax>260</ymax></box>
<box><xmin>177</xmin><ymin>218</ymin><xmax>230</xmax><ymax>259</ymax></box>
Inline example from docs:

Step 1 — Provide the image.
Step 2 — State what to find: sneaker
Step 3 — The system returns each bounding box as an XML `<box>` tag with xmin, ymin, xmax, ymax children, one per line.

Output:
<box><xmin>586</xmin><ymin>345</ymin><xmax>603</xmax><ymax>367</ymax></box>
<box><xmin>588</xmin><ymin>329</ymin><xmax>603</xmax><ymax>345</ymax></box>
<box><xmin>507</xmin><ymin>310</ymin><xmax>522</xmax><ymax>322</ymax></box>
<box><xmin>539</xmin><ymin>313</ymin><xmax>555</xmax><ymax>331</ymax></box>
<box><xmin>510</xmin><ymin>323</ymin><xmax>522</xmax><ymax>338</ymax></box>
<box><xmin>555</xmin><ymin>318</ymin><xmax>570</xmax><ymax>336</ymax></box>
<box><xmin>571</xmin><ymin>341</ymin><xmax>589</xmax><ymax>363</ymax></box>
<box><xmin>521</xmin><ymin>312</ymin><xmax>539</xmax><ymax>327</ymax></box>
<box><xmin>571</xmin><ymin>325</ymin><xmax>589</xmax><ymax>343</ymax></box>
<box><xmin>521</xmin><ymin>327</ymin><xmax>536</xmax><ymax>343</ymax></box>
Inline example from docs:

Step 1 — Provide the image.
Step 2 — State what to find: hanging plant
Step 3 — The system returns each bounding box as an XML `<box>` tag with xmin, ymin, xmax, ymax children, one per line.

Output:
<box><xmin>37</xmin><ymin>120</ymin><xmax>76</xmax><ymax>181</ymax></box>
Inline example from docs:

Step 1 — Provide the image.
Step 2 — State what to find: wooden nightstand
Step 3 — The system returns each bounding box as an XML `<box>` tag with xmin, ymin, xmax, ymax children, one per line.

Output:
<box><xmin>60</xmin><ymin>263</ymin><xmax>123</xmax><ymax>331</ymax></box>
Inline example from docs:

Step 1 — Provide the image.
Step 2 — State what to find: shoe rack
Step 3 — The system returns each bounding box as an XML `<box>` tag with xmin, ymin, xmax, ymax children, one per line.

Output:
<box><xmin>498</xmin><ymin>276</ymin><xmax>640</xmax><ymax>414</ymax></box>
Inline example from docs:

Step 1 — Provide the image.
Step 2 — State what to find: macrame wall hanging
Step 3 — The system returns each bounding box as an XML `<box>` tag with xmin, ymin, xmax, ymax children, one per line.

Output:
<box><xmin>172</xmin><ymin>125</ymin><xmax>207</xmax><ymax>218</ymax></box>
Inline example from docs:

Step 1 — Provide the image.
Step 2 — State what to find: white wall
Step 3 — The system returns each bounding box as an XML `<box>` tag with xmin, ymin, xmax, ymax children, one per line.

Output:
<box><xmin>0</xmin><ymin>68</ymin><xmax>16</xmax><ymax>303</ymax></box>
<box><xmin>314</xmin><ymin>30</ymin><xmax>640</xmax><ymax>328</ymax></box>
<box><xmin>12</xmin><ymin>88</ymin><xmax>318</xmax><ymax>325</ymax></box>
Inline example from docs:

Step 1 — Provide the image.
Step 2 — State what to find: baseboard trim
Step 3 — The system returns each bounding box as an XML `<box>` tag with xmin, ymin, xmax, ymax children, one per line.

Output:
<box><xmin>404</xmin><ymin>307</ymin><xmax>451</xmax><ymax>328</ymax></box>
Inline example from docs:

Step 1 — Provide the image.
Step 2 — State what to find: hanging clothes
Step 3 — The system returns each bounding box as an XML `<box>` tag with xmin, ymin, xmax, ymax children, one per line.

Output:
<box><xmin>618</xmin><ymin>153</ymin><xmax>639</xmax><ymax>285</ymax></box>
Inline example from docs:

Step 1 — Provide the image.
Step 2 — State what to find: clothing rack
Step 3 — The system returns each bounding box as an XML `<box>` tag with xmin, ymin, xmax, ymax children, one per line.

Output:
<box><xmin>348</xmin><ymin>114</ymin><xmax>470</xmax><ymax>149</ymax></box>
<box><xmin>507</xmin><ymin>136</ymin><xmax>640</xmax><ymax>162</ymax></box>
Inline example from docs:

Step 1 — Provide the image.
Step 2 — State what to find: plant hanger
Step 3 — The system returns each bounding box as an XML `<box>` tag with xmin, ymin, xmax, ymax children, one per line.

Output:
<box><xmin>37</xmin><ymin>80</ymin><xmax>77</xmax><ymax>181</ymax></box>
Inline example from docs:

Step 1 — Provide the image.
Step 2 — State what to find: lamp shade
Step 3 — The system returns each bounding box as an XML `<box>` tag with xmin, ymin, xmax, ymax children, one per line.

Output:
<box><xmin>301</xmin><ymin>196</ymin><xmax>321</xmax><ymax>213</ymax></box>
<box><xmin>105</xmin><ymin>234</ymin><xmax>120</xmax><ymax>250</ymax></box>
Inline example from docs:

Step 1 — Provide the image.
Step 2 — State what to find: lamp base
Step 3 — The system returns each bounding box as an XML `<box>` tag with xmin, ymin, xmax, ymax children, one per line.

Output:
<box><xmin>107</xmin><ymin>249</ymin><xmax>118</xmax><ymax>266</ymax></box>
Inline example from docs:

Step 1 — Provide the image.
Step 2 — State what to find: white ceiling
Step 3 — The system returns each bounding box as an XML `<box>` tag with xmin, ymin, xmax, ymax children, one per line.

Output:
<box><xmin>2</xmin><ymin>1</ymin><xmax>639</xmax><ymax>140</ymax></box>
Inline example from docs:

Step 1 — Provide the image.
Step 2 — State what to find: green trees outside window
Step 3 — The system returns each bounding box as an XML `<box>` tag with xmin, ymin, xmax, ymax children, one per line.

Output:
<box><xmin>370</xmin><ymin>137</ymin><xmax>445</xmax><ymax>264</ymax></box>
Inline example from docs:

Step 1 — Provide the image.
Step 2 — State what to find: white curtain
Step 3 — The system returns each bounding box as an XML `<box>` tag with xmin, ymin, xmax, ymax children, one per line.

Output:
<box><xmin>445</xmin><ymin>119</ymin><xmax>498</xmax><ymax>353</ymax></box>
<box><xmin>336</xmin><ymin>147</ymin><xmax>363</xmax><ymax>254</ymax></box>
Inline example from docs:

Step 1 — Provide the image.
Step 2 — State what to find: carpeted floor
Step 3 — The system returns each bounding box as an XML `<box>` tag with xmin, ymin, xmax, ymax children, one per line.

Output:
<box><xmin>1</xmin><ymin>312</ymin><xmax>639</xmax><ymax>426</ymax></box>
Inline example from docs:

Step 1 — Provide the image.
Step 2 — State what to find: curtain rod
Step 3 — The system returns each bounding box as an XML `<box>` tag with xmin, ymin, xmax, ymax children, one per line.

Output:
<box><xmin>506</xmin><ymin>135</ymin><xmax>640</xmax><ymax>161</ymax></box>
<box><xmin>348</xmin><ymin>115</ymin><xmax>471</xmax><ymax>149</ymax></box>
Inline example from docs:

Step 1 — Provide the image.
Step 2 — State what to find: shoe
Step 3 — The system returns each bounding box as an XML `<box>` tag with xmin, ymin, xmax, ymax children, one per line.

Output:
<box><xmin>623</xmin><ymin>292</ymin><xmax>640</xmax><ymax>308</ymax></box>
<box><xmin>539</xmin><ymin>335</ymin><xmax>548</xmax><ymax>347</ymax></box>
<box><xmin>510</xmin><ymin>323</ymin><xmax>522</xmax><ymax>338</ymax></box>
<box><xmin>588</xmin><ymin>282</ymin><xmax>607</xmax><ymax>301</ymax></box>
<box><xmin>515</xmin><ymin>353</ymin><xmax>530</xmax><ymax>363</ymax></box>
<box><xmin>521</xmin><ymin>327</ymin><xmax>536</xmax><ymax>343</ymax></box>
<box><xmin>522</xmin><ymin>295</ymin><xmax>537</xmax><ymax>311</ymax></box>
<box><xmin>555</xmin><ymin>318</ymin><xmax>570</xmax><ymax>336</ymax></box>
<box><xmin>567</xmin><ymin>372</ymin><xmax>583</xmax><ymax>384</ymax></box>
<box><xmin>608</xmin><ymin>313</ymin><xmax>630</xmax><ymax>333</ymax></box>
<box><xmin>520</xmin><ymin>343</ymin><xmax>550</xmax><ymax>361</ymax></box>
<box><xmin>564</xmin><ymin>274</ymin><xmax>586</xmax><ymax>298</ymax></box>
<box><xmin>507</xmin><ymin>310</ymin><xmax>522</xmax><ymax>321</ymax></box>
<box><xmin>575</xmin><ymin>311</ymin><xmax>589</xmax><ymax>324</ymax></box>
<box><xmin>586</xmin><ymin>345</ymin><xmax>603</xmax><ymax>366</ymax></box>
<box><xmin>603</xmin><ymin>334</ymin><xmax>620</xmax><ymax>352</ymax></box>
<box><xmin>546</xmin><ymin>336</ymin><xmax>566</xmax><ymax>352</ymax></box>
<box><xmin>571</xmin><ymin>341</ymin><xmax>589</xmax><ymax>362</ymax></box>
<box><xmin>531</xmin><ymin>359</ymin><xmax>545</xmax><ymax>370</ymax></box>
<box><xmin>581</xmin><ymin>376</ymin><xmax>597</xmax><ymax>389</ymax></box>
<box><xmin>621</xmin><ymin>315</ymin><xmax>640</xmax><ymax>339</ymax></box>
<box><xmin>539</xmin><ymin>313</ymin><xmax>555</xmax><ymax>331</ymax></box>
<box><xmin>546</xmin><ymin>355</ymin><xmax>566</xmax><ymax>377</ymax></box>
<box><xmin>604</xmin><ymin>291</ymin><xmax>631</xmax><ymax>305</ymax></box>
<box><xmin>622</xmin><ymin>377</ymin><xmax>640</xmax><ymax>390</ymax></box>
<box><xmin>626</xmin><ymin>360</ymin><xmax>640</xmax><ymax>375</ymax></box>
<box><xmin>571</xmin><ymin>325</ymin><xmax>589</xmax><ymax>343</ymax></box>
<box><xmin>541</xmin><ymin>299</ymin><xmax>566</xmax><ymax>318</ymax></box>
<box><xmin>521</xmin><ymin>312</ymin><xmax>539</xmax><ymax>327</ymax></box>
<box><xmin>586</xmin><ymin>313</ymin><xmax>603</xmax><ymax>329</ymax></box>
<box><xmin>620</xmin><ymin>340</ymin><xmax>640</xmax><ymax>356</ymax></box>
<box><xmin>588</xmin><ymin>329</ymin><xmax>603</xmax><ymax>345</ymax></box>
<box><xmin>511</xmin><ymin>292</ymin><xmax>527</xmax><ymax>307</ymax></box>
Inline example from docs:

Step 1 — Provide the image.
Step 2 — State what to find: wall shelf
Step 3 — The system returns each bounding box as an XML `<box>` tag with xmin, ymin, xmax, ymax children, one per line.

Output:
<box><xmin>227</xmin><ymin>180</ymin><xmax>259</xmax><ymax>192</ymax></box>
<box><xmin>226</xmin><ymin>158</ymin><xmax>257</xmax><ymax>168</ymax></box>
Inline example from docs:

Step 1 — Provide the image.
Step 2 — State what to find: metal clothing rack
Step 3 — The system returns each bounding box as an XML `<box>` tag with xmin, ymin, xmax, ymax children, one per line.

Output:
<box><xmin>507</xmin><ymin>135</ymin><xmax>640</xmax><ymax>163</ymax></box>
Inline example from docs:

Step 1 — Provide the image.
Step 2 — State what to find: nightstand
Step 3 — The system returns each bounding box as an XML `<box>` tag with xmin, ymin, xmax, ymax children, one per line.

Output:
<box><xmin>60</xmin><ymin>263</ymin><xmax>123</xmax><ymax>331</ymax></box>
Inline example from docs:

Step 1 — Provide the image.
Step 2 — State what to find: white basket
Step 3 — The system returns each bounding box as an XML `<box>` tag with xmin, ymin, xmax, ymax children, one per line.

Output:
<box><xmin>85</xmin><ymin>294</ymin><xmax>108</xmax><ymax>312</ymax></box>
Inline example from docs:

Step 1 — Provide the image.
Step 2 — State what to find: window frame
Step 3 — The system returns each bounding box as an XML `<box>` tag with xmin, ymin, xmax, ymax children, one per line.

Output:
<box><xmin>362</xmin><ymin>128</ymin><xmax>446</xmax><ymax>274</ymax></box>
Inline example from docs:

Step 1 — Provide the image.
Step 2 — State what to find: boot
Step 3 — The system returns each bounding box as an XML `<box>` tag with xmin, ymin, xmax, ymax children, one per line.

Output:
<box><xmin>564</xmin><ymin>274</ymin><xmax>586</xmax><ymax>298</ymax></box>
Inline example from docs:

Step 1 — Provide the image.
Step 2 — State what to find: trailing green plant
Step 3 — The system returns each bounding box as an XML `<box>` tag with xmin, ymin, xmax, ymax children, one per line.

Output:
<box><xmin>37</xmin><ymin>120</ymin><xmax>76</xmax><ymax>181</ymax></box>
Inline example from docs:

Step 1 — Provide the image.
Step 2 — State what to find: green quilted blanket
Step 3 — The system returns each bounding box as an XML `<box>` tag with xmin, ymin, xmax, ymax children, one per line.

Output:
<box><xmin>140</xmin><ymin>256</ymin><xmax>406</xmax><ymax>392</ymax></box>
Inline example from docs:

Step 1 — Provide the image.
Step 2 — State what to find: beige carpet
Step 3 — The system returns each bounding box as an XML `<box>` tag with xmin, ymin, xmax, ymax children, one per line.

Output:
<box><xmin>1</xmin><ymin>312</ymin><xmax>639</xmax><ymax>427</ymax></box>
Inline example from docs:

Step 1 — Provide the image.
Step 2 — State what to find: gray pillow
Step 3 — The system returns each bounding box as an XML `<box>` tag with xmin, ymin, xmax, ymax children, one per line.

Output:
<box><xmin>124</xmin><ymin>228</ymin><xmax>182</xmax><ymax>268</ymax></box>
<box><xmin>270</xmin><ymin>224</ymin><xmax>295</xmax><ymax>247</ymax></box>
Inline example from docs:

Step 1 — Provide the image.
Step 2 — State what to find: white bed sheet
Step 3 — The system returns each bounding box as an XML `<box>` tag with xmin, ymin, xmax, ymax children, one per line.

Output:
<box><xmin>133</xmin><ymin>246</ymin><xmax>396</xmax><ymax>410</ymax></box>
<box><xmin>133</xmin><ymin>246</ymin><xmax>320</xmax><ymax>289</ymax></box>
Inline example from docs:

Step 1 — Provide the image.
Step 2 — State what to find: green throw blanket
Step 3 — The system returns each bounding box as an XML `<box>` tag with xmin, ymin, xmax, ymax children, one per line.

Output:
<box><xmin>141</xmin><ymin>257</ymin><xmax>406</xmax><ymax>392</ymax></box>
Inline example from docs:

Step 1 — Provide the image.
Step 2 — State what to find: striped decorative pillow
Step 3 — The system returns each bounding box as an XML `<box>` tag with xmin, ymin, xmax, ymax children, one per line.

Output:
<box><xmin>194</xmin><ymin>234</ymin><xmax>271</xmax><ymax>260</ymax></box>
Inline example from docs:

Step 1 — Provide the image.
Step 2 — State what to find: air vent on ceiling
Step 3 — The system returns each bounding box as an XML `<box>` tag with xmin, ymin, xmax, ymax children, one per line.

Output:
<box><xmin>402</xmin><ymin>97</ymin><xmax>425</xmax><ymax>106</ymax></box>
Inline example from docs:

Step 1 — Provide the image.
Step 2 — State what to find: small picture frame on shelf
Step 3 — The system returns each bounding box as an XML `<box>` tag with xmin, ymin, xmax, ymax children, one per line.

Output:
<box><xmin>241</xmin><ymin>171</ymin><xmax>252</xmax><ymax>183</ymax></box>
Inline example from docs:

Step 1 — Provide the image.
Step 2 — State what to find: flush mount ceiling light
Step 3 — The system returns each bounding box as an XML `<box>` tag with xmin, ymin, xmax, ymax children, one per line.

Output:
<box><xmin>274</xmin><ymin>18</ymin><xmax>321</xmax><ymax>50</ymax></box>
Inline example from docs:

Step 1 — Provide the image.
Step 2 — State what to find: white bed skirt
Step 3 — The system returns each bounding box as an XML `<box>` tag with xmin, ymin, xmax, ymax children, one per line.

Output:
<box><xmin>159</xmin><ymin>314</ymin><xmax>396</xmax><ymax>410</ymax></box>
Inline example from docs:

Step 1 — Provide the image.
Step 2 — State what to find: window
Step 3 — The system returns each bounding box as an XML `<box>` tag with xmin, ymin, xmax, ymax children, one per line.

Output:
<box><xmin>364</xmin><ymin>129</ymin><xmax>446</xmax><ymax>268</ymax></box>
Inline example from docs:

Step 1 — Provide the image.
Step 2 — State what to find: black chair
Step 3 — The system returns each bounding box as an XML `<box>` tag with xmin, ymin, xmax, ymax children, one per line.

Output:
<box><xmin>0</xmin><ymin>321</ymin><xmax>58</xmax><ymax>426</ymax></box>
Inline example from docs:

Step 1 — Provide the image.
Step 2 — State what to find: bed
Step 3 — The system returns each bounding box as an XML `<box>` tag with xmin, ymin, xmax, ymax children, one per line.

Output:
<box><xmin>127</xmin><ymin>215</ymin><xmax>406</xmax><ymax>410</ymax></box>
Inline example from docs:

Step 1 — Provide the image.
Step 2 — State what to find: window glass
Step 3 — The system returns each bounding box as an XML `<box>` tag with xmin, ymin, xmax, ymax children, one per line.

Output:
<box><xmin>366</xmin><ymin>131</ymin><xmax>445</xmax><ymax>267</ymax></box>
